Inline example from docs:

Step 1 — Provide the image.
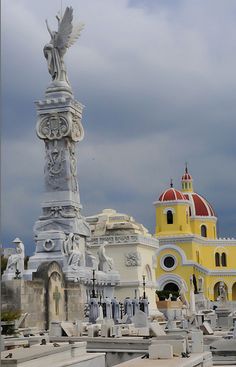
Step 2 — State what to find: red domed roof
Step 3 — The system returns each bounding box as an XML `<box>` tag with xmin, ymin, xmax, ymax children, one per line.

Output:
<box><xmin>159</xmin><ymin>188</ymin><xmax>186</xmax><ymax>201</ymax></box>
<box><xmin>184</xmin><ymin>193</ymin><xmax>216</xmax><ymax>217</ymax></box>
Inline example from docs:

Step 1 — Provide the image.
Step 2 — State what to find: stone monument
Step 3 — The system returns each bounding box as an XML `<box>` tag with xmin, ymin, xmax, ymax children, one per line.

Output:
<box><xmin>2</xmin><ymin>6</ymin><xmax>119</xmax><ymax>329</ymax></box>
<box><xmin>28</xmin><ymin>6</ymin><xmax>89</xmax><ymax>273</ymax></box>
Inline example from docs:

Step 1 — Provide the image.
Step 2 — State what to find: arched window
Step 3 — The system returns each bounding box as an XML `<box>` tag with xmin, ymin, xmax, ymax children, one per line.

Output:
<box><xmin>167</xmin><ymin>210</ymin><xmax>173</xmax><ymax>224</ymax></box>
<box><xmin>221</xmin><ymin>252</ymin><xmax>227</xmax><ymax>267</ymax></box>
<box><xmin>201</xmin><ymin>225</ymin><xmax>207</xmax><ymax>237</ymax></box>
<box><xmin>215</xmin><ymin>252</ymin><xmax>220</xmax><ymax>267</ymax></box>
<box><xmin>186</xmin><ymin>210</ymin><xmax>189</xmax><ymax>224</ymax></box>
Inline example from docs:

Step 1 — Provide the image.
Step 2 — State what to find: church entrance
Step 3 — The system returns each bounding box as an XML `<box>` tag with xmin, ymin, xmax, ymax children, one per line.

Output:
<box><xmin>163</xmin><ymin>282</ymin><xmax>179</xmax><ymax>292</ymax></box>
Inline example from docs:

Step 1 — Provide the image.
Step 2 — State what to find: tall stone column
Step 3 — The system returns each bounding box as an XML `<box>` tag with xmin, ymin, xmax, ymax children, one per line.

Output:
<box><xmin>28</xmin><ymin>6</ymin><xmax>90</xmax><ymax>271</ymax></box>
<box><xmin>28</xmin><ymin>92</ymin><xmax>90</xmax><ymax>271</ymax></box>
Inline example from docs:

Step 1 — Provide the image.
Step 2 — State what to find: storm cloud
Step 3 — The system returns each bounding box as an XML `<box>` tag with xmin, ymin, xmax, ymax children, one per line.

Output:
<box><xmin>2</xmin><ymin>0</ymin><xmax>236</xmax><ymax>254</ymax></box>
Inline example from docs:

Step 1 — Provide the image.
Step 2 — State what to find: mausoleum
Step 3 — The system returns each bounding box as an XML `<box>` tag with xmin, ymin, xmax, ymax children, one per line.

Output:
<box><xmin>87</xmin><ymin>208</ymin><xmax>159</xmax><ymax>308</ymax></box>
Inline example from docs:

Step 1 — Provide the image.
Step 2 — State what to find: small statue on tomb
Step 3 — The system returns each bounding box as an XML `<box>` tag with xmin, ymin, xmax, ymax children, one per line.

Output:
<box><xmin>62</xmin><ymin>233</ymin><xmax>83</xmax><ymax>270</ymax></box>
<box><xmin>179</xmin><ymin>280</ymin><xmax>189</xmax><ymax>309</ymax></box>
<box><xmin>198</xmin><ymin>276</ymin><xmax>204</xmax><ymax>293</ymax></box>
<box><xmin>218</xmin><ymin>281</ymin><xmax>227</xmax><ymax>305</ymax></box>
<box><xmin>97</xmin><ymin>241</ymin><xmax>114</xmax><ymax>272</ymax></box>
<box><xmin>189</xmin><ymin>276</ymin><xmax>196</xmax><ymax>314</ymax></box>
<box><xmin>6</xmin><ymin>238</ymin><xmax>25</xmax><ymax>276</ymax></box>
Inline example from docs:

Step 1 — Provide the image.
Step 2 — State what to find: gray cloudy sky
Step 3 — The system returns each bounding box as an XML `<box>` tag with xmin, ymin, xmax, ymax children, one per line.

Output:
<box><xmin>2</xmin><ymin>0</ymin><xmax>236</xmax><ymax>255</ymax></box>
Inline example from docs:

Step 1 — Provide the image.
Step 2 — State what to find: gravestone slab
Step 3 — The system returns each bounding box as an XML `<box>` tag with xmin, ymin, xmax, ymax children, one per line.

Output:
<box><xmin>152</xmin><ymin>336</ymin><xmax>187</xmax><ymax>355</ymax></box>
<box><xmin>49</xmin><ymin>321</ymin><xmax>62</xmax><ymax>337</ymax></box>
<box><xmin>200</xmin><ymin>321</ymin><xmax>214</xmax><ymax>335</ymax></box>
<box><xmin>191</xmin><ymin>330</ymin><xmax>203</xmax><ymax>353</ymax></box>
<box><xmin>61</xmin><ymin>321</ymin><xmax>77</xmax><ymax>337</ymax></box>
<box><xmin>101</xmin><ymin>319</ymin><xmax>114</xmax><ymax>337</ymax></box>
<box><xmin>149</xmin><ymin>343</ymin><xmax>173</xmax><ymax>359</ymax></box>
<box><xmin>111</xmin><ymin>325</ymin><xmax>122</xmax><ymax>338</ymax></box>
<box><xmin>149</xmin><ymin>320</ymin><xmax>166</xmax><ymax>336</ymax></box>
<box><xmin>233</xmin><ymin>321</ymin><xmax>236</xmax><ymax>339</ymax></box>
<box><xmin>207</xmin><ymin>313</ymin><xmax>217</xmax><ymax>329</ymax></box>
<box><xmin>215</xmin><ymin>308</ymin><xmax>231</xmax><ymax>329</ymax></box>
<box><xmin>133</xmin><ymin>310</ymin><xmax>148</xmax><ymax>328</ymax></box>
<box><xmin>87</xmin><ymin>324</ymin><xmax>100</xmax><ymax>338</ymax></box>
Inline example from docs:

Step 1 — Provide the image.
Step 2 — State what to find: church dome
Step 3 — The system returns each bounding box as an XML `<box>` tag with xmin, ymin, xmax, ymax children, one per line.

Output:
<box><xmin>184</xmin><ymin>192</ymin><xmax>216</xmax><ymax>217</ymax></box>
<box><xmin>159</xmin><ymin>187</ymin><xmax>186</xmax><ymax>202</ymax></box>
<box><xmin>182</xmin><ymin>172</ymin><xmax>192</xmax><ymax>180</ymax></box>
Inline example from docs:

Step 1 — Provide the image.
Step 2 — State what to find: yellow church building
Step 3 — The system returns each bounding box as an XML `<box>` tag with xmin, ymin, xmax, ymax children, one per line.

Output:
<box><xmin>154</xmin><ymin>166</ymin><xmax>236</xmax><ymax>301</ymax></box>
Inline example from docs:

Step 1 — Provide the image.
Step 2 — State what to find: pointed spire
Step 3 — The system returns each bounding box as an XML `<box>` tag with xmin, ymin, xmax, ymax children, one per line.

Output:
<box><xmin>170</xmin><ymin>178</ymin><xmax>173</xmax><ymax>188</ymax></box>
<box><xmin>185</xmin><ymin>161</ymin><xmax>188</xmax><ymax>174</ymax></box>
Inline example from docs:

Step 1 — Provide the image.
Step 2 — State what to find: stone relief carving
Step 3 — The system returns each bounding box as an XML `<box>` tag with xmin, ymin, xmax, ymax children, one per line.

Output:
<box><xmin>125</xmin><ymin>251</ymin><xmax>141</xmax><ymax>267</ymax></box>
<box><xmin>62</xmin><ymin>233</ymin><xmax>83</xmax><ymax>270</ymax></box>
<box><xmin>46</xmin><ymin>141</ymin><xmax>65</xmax><ymax>176</ymax></box>
<box><xmin>40</xmin><ymin>205</ymin><xmax>80</xmax><ymax>220</ymax></box>
<box><xmin>115</xmin><ymin>235</ymin><xmax>130</xmax><ymax>243</ymax></box>
<box><xmin>100</xmin><ymin>237</ymin><xmax>114</xmax><ymax>244</ymax></box>
<box><xmin>71</xmin><ymin>114</ymin><xmax>84</xmax><ymax>142</ymax></box>
<box><xmin>44</xmin><ymin>140</ymin><xmax>66</xmax><ymax>190</ymax></box>
<box><xmin>67</xmin><ymin>140</ymin><xmax>78</xmax><ymax>192</ymax></box>
<box><xmin>38</xmin><ymin>114</ymin><xmax>69</xmax><ymax>140</ymax></box>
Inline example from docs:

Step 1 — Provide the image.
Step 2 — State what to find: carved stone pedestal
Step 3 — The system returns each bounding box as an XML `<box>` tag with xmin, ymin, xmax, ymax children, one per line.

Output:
<box><xmin>28</xmin><ymin>95</ymin><xmax>90</xmax><ymax>274</ymax></box>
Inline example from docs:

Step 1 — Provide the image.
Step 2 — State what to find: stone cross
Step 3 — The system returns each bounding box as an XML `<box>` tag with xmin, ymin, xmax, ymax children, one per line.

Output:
<box><xmin>91</xmin><ymin>269</ymin><xmax>97</xmax><ymax>299</ymax></box>
<box><xmin>53</xmin><ymin>286</ymin><xmax>61</xmax><ymax>315</ymax></box>
<box><xmin>142</xmin><ymin>275</ymin><xmax>146</xmax><ymax>299</ymax></box>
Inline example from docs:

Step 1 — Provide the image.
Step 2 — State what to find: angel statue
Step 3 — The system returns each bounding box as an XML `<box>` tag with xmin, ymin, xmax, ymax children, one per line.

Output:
<box><xmin>44</xmin><ymin>6</ymin><xmax>84</xmax><ymax>84</ymax></box>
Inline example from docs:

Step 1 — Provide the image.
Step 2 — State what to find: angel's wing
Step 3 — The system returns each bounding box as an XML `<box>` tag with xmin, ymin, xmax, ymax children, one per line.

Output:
<box><xmin>67</xmin><ymin>23</ymin><xmax>84</xmax><ymax>48</ymax></box>
<box><xmin>56</xmin><ymin>6</ymin><xmax>73</xmax><ymax>50</ymax></box>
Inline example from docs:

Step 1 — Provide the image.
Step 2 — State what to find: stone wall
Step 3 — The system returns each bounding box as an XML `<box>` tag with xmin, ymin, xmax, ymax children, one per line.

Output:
<box><xmin>1</xmin><ymin>261</ymin><xmax>86</xmax><ymax>330</ymax></box>
<box><xmin>1</xmin><ymin>279</ymin><xmax>46</xmax><ymax>329</ymax></box>
<box><xmin>66</xmin><ymin>282</ymin><xmax>86</xmax><ymax>321</ymax></box>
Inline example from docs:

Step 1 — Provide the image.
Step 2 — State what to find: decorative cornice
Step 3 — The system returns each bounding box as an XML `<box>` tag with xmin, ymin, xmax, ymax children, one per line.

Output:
<box><xmin>157</xmin><ymin>234</ymin><xmax>236</xmax><ymax>246</ymax></box>
<box><xmin>89</xmin><ymin>234</ymin><xmax>159</xmax><ymax>248</ymax></box>
<box><xmin>118</xmin><ymin>280</ymin><xmax>156</xmax><ymax>288</ymax></box>
<box><xmin>153</xmin><ymin>200</ymin><xmax>189</xmax><ymax>207</ymax></box>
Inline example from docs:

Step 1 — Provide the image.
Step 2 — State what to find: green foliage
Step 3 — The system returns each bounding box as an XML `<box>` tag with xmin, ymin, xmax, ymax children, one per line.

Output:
<box><xmin>1</xmin><ymin>309</ymin><xmax>21</xmax><ymax>335</ymax></box>
<box><xmin>1</xmin><ymin>255</ymin><xmax>8</xmax><ymax>275</ymax></box>
<box><xmin>156</xmin><ymin>290</ymin><xmax>179</xmax><ymax>301</ymax></box>
<box><xmin>1</xmin><ymin>309</ymin><xmax>21</xmax><ymax>322</ymax></box>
